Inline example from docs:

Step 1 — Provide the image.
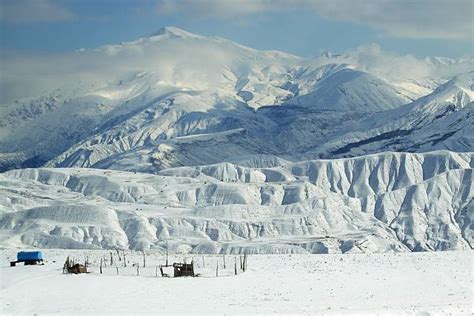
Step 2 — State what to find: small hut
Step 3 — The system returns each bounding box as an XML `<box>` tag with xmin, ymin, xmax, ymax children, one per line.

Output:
<box><xmin>172</xmin><ymin>262</ymin><xmax>195</xmax><ymax>277</ymax></box>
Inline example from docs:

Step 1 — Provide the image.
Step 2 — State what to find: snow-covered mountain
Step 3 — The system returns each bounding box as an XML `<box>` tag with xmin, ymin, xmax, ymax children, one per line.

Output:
<box><xmin>0</xmin><ymin>27</ymin><xmax>472</xmax><ymax>252</ymax></box>
<box><xmin>0</xmin><ymin>151</ymin><xmax>472</xmax><ymax>253</ymax></box>
<box><xmin>308</xmin><ymin>72</ymin><xmax>474</xmax><ymax>158</ymax></box>
<box><xmin>284</xmin><ymin>68</ymin><xmax>408</xmax><ymax>111</ymax></box>
<box><xmin>0</xmin><ymin>27</ymin><xmax>472</xmax><ymax>173</ymax></box>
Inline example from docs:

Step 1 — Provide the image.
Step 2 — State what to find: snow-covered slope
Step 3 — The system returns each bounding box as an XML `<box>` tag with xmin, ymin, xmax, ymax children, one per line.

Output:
<box><xmin>42</xmin><ymin>71</ymin><xmax>474</xmax><ymax>172</ymax></box>
<box><xmin>1</xmin><ymin>151</ymin><xmax>472</xmax><ymax>253</ymax></box>
<box><xmin>0</xmin><ymin>27</ymin><xmax>299</xmax><ymax>171</ymax></box>
<box><xmin>312</xmin><ymin>72</ymin><xmax>474</xmax><ymax>158</ymax></box>
<box><xmin>285</xmin><ymin>68</ymin><xmax>408</xmax><ymax>112</ymax></box>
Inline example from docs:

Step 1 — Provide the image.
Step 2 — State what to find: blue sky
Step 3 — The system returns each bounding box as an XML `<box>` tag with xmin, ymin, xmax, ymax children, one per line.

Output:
<box><xmin>0</xmin><ymin>0</ymin><xmax>472</xmax><ymax>58</ymax></box>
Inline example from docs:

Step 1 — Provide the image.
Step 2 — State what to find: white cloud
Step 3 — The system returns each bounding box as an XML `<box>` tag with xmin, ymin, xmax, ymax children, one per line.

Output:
<box><xmin>155</xmin><ymin>0</ymin><xmax>473</xmax><ymax>40</ymax></box>
<box><xmin>0</xmin><ymin>0</ymin><xmax>75</xmax><ymax>23</ymax></box>
<box><xmin>311</xmin><ymin>0</ymin><xmax>473</xmax><ymax>40</ymax></box>
<box><xmin>339</xmin><ymin>44</ymin><xmax>433</xmax><ymax>79</ymax></box>
<box><xmin>0</xmin><ymin>36</ymin><xmax>245</xmax><ymax>103</ymax></box>
<box><xmin>155</xmin><ymin>0</ymin><xmax>293</xmax><ymax>17</ymax></box>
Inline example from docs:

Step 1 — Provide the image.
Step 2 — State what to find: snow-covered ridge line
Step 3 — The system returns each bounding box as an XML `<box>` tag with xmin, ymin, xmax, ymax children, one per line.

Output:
<box><xmin>0</xmin><ymin>151</ymin><xmax>472</xmax><ymax>253</ymax></box>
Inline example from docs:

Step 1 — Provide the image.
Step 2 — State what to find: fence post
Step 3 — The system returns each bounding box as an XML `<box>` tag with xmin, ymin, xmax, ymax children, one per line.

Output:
<box><xmin>116</xmin><ymin>249</ymin><xmax>122</xmax><ymax>261</ymax></box>
<box><xmin>234</xmin><ymin>257</ymin><xmax>237</xmax><ymax>275</ymax></box>
<box><xmin>216</xmin><ymin>260</ymin><xmax>219</xmax><ymax>277</ymax></box>
<box><xmin>223</xmin><ymin>254</ymin><xmax>226</xmax><ymax>269</ymax></box>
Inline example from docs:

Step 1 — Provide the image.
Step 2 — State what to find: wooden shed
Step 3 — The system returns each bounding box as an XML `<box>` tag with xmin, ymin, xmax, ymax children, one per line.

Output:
<box><xmin>172</xmin><ymin>262</ymin><xmax>195</xmax><ymax>277</ymax></box>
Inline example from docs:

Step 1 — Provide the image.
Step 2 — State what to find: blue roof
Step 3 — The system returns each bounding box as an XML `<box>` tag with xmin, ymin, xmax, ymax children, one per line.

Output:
<box><xmin>17</xmin><ymin>251</ymin><xmax>43</xmax><ymax>261</ymax></box>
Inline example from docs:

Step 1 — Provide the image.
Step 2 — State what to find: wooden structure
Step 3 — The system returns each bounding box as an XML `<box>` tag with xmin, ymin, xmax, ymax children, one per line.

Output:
<box><xmin>67</xmin><ymin>263</ymin><xmax>88</xmax><ymax>274</ymax></box>
<box><xmin>63</xmin><ymin>256</ymin><xmax>88</xmax><ymax>274</ymax></box>
<box><xmin>173</xmin><ymin>262</ymin><xmax>195</xmax><ymax>277</ymax></box>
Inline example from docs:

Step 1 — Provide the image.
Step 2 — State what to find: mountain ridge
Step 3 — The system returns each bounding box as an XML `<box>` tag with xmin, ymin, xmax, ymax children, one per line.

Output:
<box><xmin>1</xmin><ymin>151</ymin><xmax>472</xmax><ymax>252</ymax></box>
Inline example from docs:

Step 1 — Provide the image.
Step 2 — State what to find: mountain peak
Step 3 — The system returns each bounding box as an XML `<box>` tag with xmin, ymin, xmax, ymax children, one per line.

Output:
<box><xmin>429</xmin><ymin>72</ymin><xmax>474</xmax><ymax>107</ymax></box>
<box><xmin>148</xmin><ymin>26</ymin><xmax>201</xmax><ymax>39</ymax></box>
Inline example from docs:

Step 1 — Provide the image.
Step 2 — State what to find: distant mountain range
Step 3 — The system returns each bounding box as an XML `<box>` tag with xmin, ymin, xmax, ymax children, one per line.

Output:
<box><xmin>0</xmin><ymin>26</ymin><xmax>472</xmax><ymax>172</ymax></box>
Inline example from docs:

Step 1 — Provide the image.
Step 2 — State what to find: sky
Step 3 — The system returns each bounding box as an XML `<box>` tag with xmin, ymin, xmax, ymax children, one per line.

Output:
<box><xmin>0</xmin><ymin>0</ymin><xmax>473</xmax><ymax>58</ymax></box>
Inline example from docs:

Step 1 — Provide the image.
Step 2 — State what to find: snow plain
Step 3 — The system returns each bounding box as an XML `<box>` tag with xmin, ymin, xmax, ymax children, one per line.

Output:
<box><xmin>0</xmin><ymin>249</ymin><xmax>472</xmax><ymax>315</ymax></box>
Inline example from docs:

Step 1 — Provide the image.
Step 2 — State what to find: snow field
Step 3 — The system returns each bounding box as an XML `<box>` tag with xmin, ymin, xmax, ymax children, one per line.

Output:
<box><xmin>0</xmin><ymin>249</ymin><xmax>472</xmax><ymax>314</ymax></box>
